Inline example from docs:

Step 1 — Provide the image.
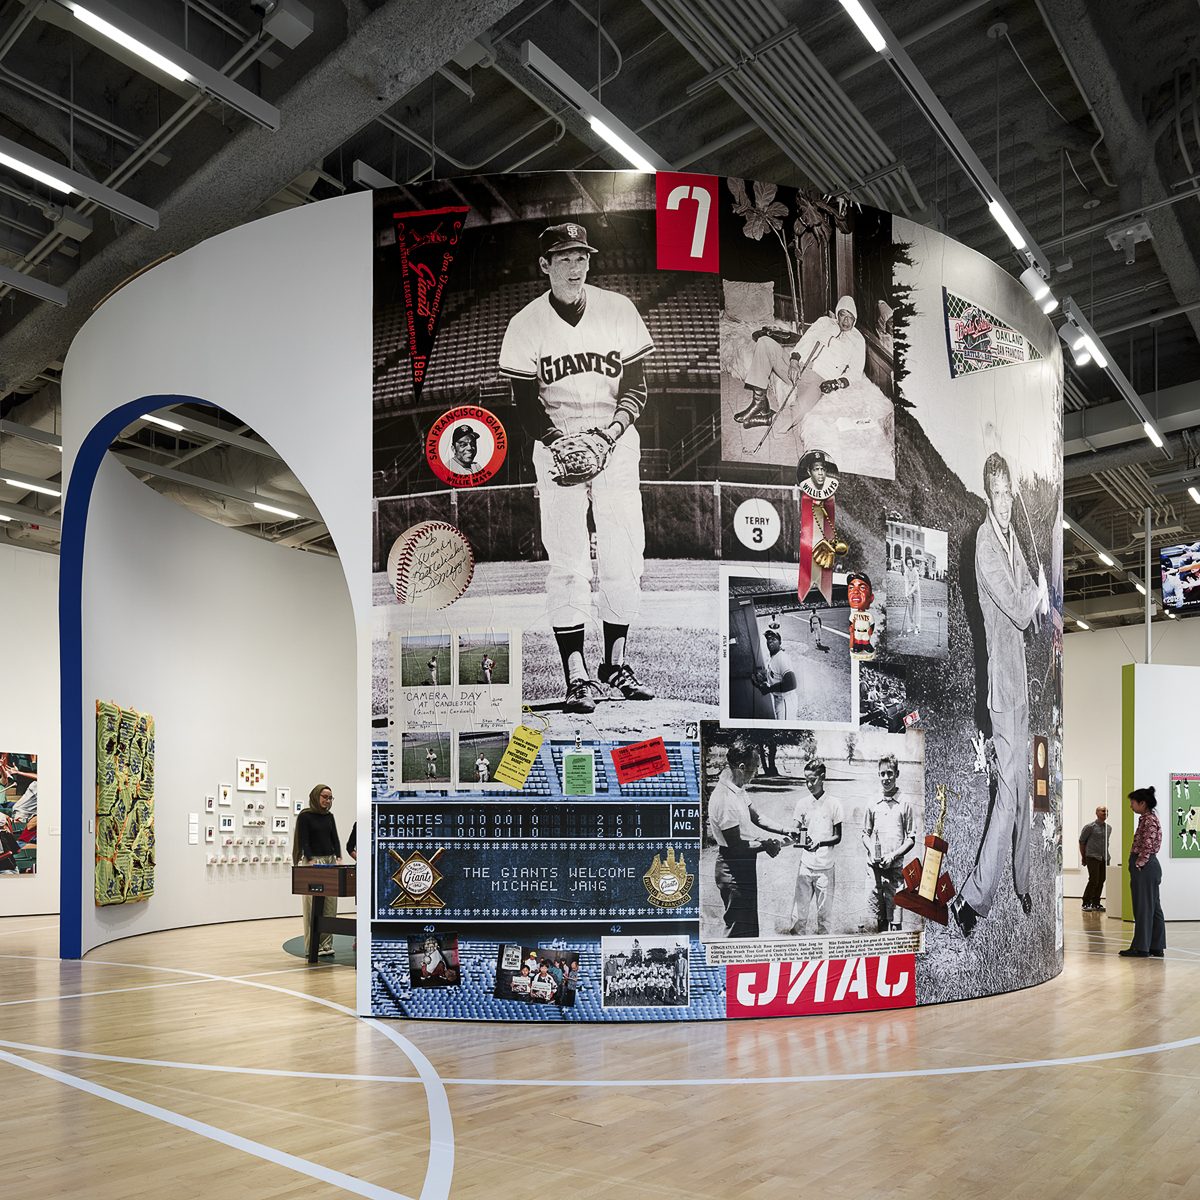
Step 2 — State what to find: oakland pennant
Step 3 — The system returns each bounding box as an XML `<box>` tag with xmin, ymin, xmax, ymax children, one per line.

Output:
<box><xmin>943</xmin><ymin>288</ymin><xmax>1044</xmax><ymax>378</ymax></box>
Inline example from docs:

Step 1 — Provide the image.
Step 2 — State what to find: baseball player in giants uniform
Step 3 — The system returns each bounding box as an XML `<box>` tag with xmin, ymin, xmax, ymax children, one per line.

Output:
<box><xmin>427</xmin><ymin>654</ymin><xmax>439</xmax><ymax>687</ymax></box>
<box><xmin>425</xmin><ymin>748</ymin><xmax>438</xmax><ymax>779</ymax></box>
<box><xmin>481</xmin><ymin>654</ymin><xmax>495</xmax><ymax>685</ymax></box>
<box><xmin>755</xmin><ymin>628</ymin><xmax>799</xmax><ymax>720</ymax></box>
<box><xmin>500</xmin><ymin>222</ymin><xmax>656</xmax><ymax>714</ymax></box>
<box><xmin>475</xmin><ymin>754</ymin><xmax>490</xmax><ymax>783</ymax></box>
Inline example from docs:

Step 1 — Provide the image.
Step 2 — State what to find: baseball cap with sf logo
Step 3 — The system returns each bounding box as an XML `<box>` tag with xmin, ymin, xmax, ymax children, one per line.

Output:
<box><xmin>539</xmin><ymin>223</ymin><xmax>598</xmax><ymax>256</ymax></box>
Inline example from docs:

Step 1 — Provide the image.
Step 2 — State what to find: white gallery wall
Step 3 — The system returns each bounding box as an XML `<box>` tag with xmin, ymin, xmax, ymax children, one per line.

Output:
<box><xmin>1063</xmin><ymin>618</ymin><xmax>1200</xmax><ymax>898</ymax></box>
<box><xmin>80</xmin><ymin>457</ymin><xmax>355</xmax><ymax>951</ymax></box>
<box><xmin>59</xmin><ymin>193</ymin><xmax>371</xmax><ymax>966</ymax></box>
<box><xmin>0</xmin><ymin>543</ymin><xmax>59</xmax><ymax>916</ymax></box>
<box><xmin>1127</xmin><ymin>662</ymin><xmax>1200</xmax><ymax>921</ymax></box>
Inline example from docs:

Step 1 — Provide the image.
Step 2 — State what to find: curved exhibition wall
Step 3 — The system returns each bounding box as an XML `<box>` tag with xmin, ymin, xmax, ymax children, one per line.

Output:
<box><xmin>62</xmin><ymin>173</ymin><xmax>1063</xmax><ymax>1020</ymax></box>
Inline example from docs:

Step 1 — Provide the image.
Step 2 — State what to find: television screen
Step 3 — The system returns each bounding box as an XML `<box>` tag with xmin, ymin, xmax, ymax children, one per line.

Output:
<box><xmin>1160</xmin><ymin>542</ymin><xmax>1200</xmax><ymax>615</ymax></box>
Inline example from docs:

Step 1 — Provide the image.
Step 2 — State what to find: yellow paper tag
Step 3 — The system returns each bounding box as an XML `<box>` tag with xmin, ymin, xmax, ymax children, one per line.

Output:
<box><xmin>494</xmin><ymin>723</ymin><xmax>544</xmax><ymax>789</ymax></box>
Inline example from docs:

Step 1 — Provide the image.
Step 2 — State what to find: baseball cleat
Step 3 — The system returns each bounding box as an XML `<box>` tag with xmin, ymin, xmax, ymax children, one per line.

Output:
<box><xmin>950</xmin><ymin>896</ymin><xmax>978</xmax><ymax>937</ymax></box>
<box><xmin>598</xmin><ymin>661</ymin><xmax>655</xmax><ymax>700</ymax></box>
<box><xmin>733</xmin><ymin>390</ymin><xmax>767</xmax><ymax>423</ymax></box>
<box><xmin>736</xmin><ymin>393</ymin><xmax>775</xmax><ymax>426</ymax></box>
<box><xmin>563</xmin><ymin>677</ymin><xmax>603</xmax><ymax>714</ymax></box>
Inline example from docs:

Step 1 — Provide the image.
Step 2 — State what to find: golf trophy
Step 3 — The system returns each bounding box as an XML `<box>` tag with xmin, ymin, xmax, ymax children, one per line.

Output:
<box><xmin>894</xmin><ymin>783</ymin><xmax>956</xmax><ymax>925</ymax></box>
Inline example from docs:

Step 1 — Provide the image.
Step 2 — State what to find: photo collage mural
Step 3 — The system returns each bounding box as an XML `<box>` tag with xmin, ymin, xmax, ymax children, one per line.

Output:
<box><xmin>369</xmin><ymin>171</ymin><xmax>1064</xmax><ymax>1021</ymax></box>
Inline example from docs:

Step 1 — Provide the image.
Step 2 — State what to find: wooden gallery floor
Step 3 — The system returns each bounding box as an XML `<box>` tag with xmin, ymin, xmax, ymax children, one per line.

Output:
<box><xmin>0</xmin><ymin>911</ymin><xmax>1196</xmax><ymax>1199</ymax></box>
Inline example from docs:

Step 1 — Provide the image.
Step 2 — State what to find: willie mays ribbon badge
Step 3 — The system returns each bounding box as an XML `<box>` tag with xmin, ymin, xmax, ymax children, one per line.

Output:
<box><xmin>797</xmin><ymin>448</ymin><xmax>847</xmax><ymax>602</ymax></box>
<box><xmin>392</xmin><ymin>205</ymin><xmax>469</xmax><ymax>400</ymax></box>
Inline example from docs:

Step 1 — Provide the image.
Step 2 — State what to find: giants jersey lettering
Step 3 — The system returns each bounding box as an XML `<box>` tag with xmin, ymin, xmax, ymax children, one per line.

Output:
<box><xmin>499</xmin><ymin>284</ymin><xmax>653</xmax><ymax>432</ymax></box>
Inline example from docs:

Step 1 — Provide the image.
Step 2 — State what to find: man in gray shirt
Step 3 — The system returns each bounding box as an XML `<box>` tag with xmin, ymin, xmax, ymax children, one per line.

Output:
<box><xmin>1079</xmin><ymin>806</ymin><xmax>1111</xmax><ymax>911</ymax></box>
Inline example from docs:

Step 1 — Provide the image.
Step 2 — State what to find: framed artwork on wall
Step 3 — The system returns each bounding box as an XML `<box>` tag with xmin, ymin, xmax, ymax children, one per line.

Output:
<box><xmin>275</xmin><ymin>786</ymin><xmax>291</xmax><ymax>809</ymax></box>
<box><xmin>237</xmin><ymin>758</ymin><xmax>268</xmax><ymax>792</ymax></box>
<box><xmin>217</xmin><ymin>783</ymin><xmax>233</xmax><ymax>807</ymax></box>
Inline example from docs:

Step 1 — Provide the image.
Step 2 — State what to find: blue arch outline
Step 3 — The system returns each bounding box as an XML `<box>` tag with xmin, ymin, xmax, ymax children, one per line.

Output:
<box><xmin>59</xmin><ymin>395</ymin><xmax>218</xmax><ymax>959</ymax></box>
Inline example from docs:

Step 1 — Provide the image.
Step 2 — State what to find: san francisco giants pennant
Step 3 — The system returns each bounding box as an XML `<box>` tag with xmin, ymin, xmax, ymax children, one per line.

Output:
<box><xmin>391</xmin><ymin>205</ymin><xmax>469</xmax><ymax>400</ymax></box>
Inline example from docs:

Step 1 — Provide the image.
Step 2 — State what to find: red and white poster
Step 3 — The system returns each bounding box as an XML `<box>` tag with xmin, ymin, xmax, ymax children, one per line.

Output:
<box><xmin>725</xmin><ymin>954</ymin><xmax>916</xmax><ymax>1018</ymax></box>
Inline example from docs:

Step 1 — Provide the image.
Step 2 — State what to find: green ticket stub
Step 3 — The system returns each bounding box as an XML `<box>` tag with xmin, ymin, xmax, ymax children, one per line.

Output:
<box><xmin>562</xmin><ymin>750</ymin><xmax>594</xmax><ymax>796</ymax></box>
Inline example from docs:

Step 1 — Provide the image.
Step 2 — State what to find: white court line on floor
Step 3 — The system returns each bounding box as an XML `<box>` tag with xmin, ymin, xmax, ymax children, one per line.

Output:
<box><xmin>0</xmin><ymin>924</ymin><xmax>59</xmax><ymax>937</ymax></box>
<box><xmin>0</xmin><ymin>1046</ymin><xmax>416</xmax><ymax>1200</ymax></box>
<box><xmin>7</xmin><ymin>1023</ymin><xmax>1200</xmax><ymax>1087</ymax></box>
<box><xmin>0</xmin><ymin>953</ymin><xmax>453</xmax><ymax>1200</ymax></box>
<box><xmin>0</xmin><ymin>960</ymin><xmax>319</xmax><ymax>1008</ymax></box>
<box><xmin>0</xmin><ymin>963</ymin><xmax>327</xmax><ymax>1008</ymax></box>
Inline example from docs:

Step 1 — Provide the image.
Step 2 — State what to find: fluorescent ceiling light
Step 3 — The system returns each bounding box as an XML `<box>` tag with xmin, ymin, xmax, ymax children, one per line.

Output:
<box><xmin>1062</xmin><ymin>518</ymin><xmax>1071</xmax><ymax>530</ymax></box>
<box><xmin>0</xmin><ymin>150</ymin><xmax>71</xmax><ymax>193</ymax></box>
<box><xmin>0</xmin><ymin>513</ymin><xmax>10</xmax><ymax>522</ymax></box>
<box><xmin>253</xmin><ymin>501</ymin><xmax>300</xmax><ymax>520</ymax></box>
<box><xmin>1098</xmin><ymin>552</ymin><xmax>1115</xmax><ymax>567</ymax></box>
<box><xmin>69</xmin><ymin>3</ymin><xmax>190</xmax><ymax>81</ymax></box>
<box><xmin>587</xmin><ymin>115</ymin><xmax>656</xmax><ymax>173</ymax></box>
<box><xmin>142</xmin><ymin>413</ymin><xmax>185</xmax><ymax>432</ymax></box>
<box><xmin>1081</xmin><ymin>335</ymin><xmax>1107</xmax><ymax>369</ymax></box>
<box><xmin>837</xmin><ymin>0</ymin><xmax>887</xmax><ymax>52</ymax></box>
<box><xmin>1076</xmin><ymin>619</ymin><xmax>1090</xmax><ymax>630</ymax></box>
<box><xmin>52</xmin><ymin>0</ymin><xmax>279</xmax><ymax>131</ymax></box>
<box><xmin>1134</xmin><ymin>581</ymin><xmax>1146</xmax><ymax>596</ymax></box>
<box><xmin>520</xmin><ymin>42</ymin><xmax>670</xmax><ymax>171</ymax></box>
<box><xmin>1143</xmin><ymin>421</ymin><xmax>1164</xmax><ymax>449</ymax></box>
<box><xmin>1168</xmin><ymin>611</ymin><xmax>1177</xmax><ymax>619</ymax></box>
<box><xmin>4</xmin><ymin>475</ymin><xmax>61</xmax><ymax>498</ymax></box>
<box><xmin>988</xmin><ymin>199</ymin><xmax>1026</xmax><ymax>250</ymax></box>
<box><xmin>0</xmin><ymin>132</ymin><xmax>157</xmax><ymax>228</ymax></box>
<box><xmin>1189</xmin><ymin>486</ymin><xmax>1200</xmax><ymax>505</ymax></box>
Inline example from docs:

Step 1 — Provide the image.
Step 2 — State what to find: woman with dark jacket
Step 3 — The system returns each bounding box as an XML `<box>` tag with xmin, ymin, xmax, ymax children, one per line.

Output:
<box><xmin>293</xmin><ymin>784</ymin><xmax>342</xmax><ymax>957</ymax></box>
<box><xmin>1121</xmin><ymin>785</ymin><xmax>1166</xmax><ymax>958</ymax></box>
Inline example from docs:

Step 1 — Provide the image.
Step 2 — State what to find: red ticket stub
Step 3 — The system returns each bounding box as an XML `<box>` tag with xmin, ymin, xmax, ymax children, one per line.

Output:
<box><xmin>611</xmin><ymin>737</ymin><xmax>671</xmax><ymax>783</ymax></box>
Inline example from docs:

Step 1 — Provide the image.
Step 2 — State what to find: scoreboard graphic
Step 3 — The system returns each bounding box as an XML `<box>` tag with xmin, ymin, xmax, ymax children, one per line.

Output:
<box><xmin>373</xmin><ymin>740</ymin><xmax>701</xmax><ymax>922</ymax></box>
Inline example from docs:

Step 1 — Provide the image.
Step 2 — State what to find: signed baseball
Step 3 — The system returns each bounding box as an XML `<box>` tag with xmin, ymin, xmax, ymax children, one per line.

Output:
<box><xmin>387</xmin><ymin>521</ymin><xmax>474</xmax><ymax>609</ymax></box>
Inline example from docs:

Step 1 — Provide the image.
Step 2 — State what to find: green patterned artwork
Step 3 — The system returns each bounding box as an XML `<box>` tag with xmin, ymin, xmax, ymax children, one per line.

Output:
<box><xmin>95</xmin><ymin>700</ymin><xmax>156</xmax><ymax>905</ymax></box>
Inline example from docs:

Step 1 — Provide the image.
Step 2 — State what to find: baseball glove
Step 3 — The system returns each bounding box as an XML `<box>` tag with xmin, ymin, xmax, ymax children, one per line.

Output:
<box><xmin>812</xmin><ymin>533</ymin><xmax>849</xmax><ymax>569</ymax></box>
<box><xmin>548</xmin><ymin>428</ymin><xmax>614</xmax><ymax>486</ymax></box>
<box><xmin>819</xmin><ymin>376</ymin><xmax>850</xmax><ymax>394</ymax></box>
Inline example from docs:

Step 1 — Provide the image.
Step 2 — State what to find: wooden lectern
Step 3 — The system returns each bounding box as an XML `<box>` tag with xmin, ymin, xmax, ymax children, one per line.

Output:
<box><xmin>291</xmin><ymin>864</ymin><xmax>357</xmax><ymax>963</ymax></box>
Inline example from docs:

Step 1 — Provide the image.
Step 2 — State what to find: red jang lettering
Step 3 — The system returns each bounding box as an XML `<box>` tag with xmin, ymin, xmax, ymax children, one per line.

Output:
<box><xmin>725</xmin><ymin>954</ymin><xmax>915</xmax><ymax>1018</ymax></box>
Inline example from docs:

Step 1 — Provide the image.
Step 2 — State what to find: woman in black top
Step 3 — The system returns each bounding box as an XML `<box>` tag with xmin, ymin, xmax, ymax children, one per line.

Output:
<box><xmin>293</xmin><ymin>783</ymin><xmax>341</xmax><ymax>957</ymax></box>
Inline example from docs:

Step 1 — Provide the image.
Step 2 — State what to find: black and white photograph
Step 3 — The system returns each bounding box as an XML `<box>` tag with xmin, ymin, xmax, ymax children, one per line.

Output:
<box><xmin>721</xmin><ymin>567</ymin><xmax>854</xmax><ymax>728</ymax></box>
<box><xmin>372</xmin><ymin>173</ymin><xmax>723</xmax><ymax>742</ymax></box>
<box><xmin>455</xmin><ymin>730</ymin><xmax>508</xmax><ymax>788</ymax></box>
<box><xmin>859</xmin><ymin>661</ymin><xmax>912</xmax><ymax>733</ymax></box>
<box><xmin>600</xmin><ymin>936</ymin><xmax>689</xmax><ymax>1009</ymax></box>
<box><xmin>699</xmin><ymin>722</ymin><xmax>924</xmax><ymax>946</ymax></box>
<box><xmin>407</xmin><ymin>933</ymin><xmax>461</xmax><ymax>988</ymax></box>
<box><xmin>885</xmin><ymin>516</ymin><xmax>949</xmax><ymax>657</ymax></box>
<box><xmin>892</xmin><ymin>217</ymin><xmax>1063</xmax><ymax>1002</ymax></box>
<box><xmin>717</xmin><ymin>180</ymin><xmax>898</xmax><ymax>479</ymax></box>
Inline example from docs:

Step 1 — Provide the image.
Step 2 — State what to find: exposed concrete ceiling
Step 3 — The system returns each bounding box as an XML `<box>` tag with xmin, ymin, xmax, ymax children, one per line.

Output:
<box><xmin>0</xmin><ymin>0</ymin><xmax>1198</xmax><ymax>631</ymax></box>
